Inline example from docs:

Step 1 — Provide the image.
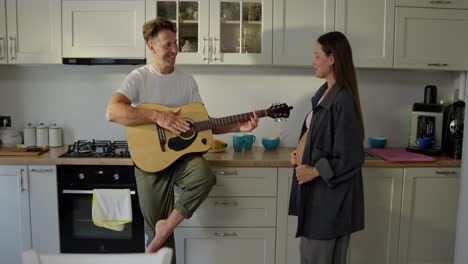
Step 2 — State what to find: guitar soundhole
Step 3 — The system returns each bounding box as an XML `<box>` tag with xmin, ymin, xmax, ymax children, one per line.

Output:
<box><xmin>179</xmin><ymin>121</ymin><xmax>195</xmax><ymax>139</ymax></box>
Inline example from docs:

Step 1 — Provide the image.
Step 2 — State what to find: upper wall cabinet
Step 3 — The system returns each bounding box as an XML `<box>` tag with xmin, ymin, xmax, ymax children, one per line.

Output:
<box><xmin>335</xmin><ymin>0</ymin><xmax>395</xmax><ymax>68</ymax></box>
<box><xmin>147</xmin><ymin>0</ymin><xmax>272</xmax><ymax>65</ymax></box>
<box><xmin>62</xmin><ymin>0</ymin><xmax>146</xmax><ymax>58</ymax></box>
<box><xmin>273</xmin><ymin>0</ymin><xmax>335</xmax><ymax>66</ymax></box>
<box><xmin>394</xmin><ymin>7</ymin><xmax>468</xmax><ymax>70</ymax></box>
<box><xmin>396</xmin><ymin>0</ymin><xmax>468</xmax><ymax>9</ymax></box>
<box><xmin>0</xmin><ymin>0</ymin><xmax>61</xmax><ymax>64</ymax></box>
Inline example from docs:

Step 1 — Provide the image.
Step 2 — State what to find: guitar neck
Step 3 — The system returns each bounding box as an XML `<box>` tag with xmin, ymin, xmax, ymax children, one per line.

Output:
<box><xmin>194</xmin><ymin>109</ymin><xmax>268</xmax><ymax>132</ymax></box>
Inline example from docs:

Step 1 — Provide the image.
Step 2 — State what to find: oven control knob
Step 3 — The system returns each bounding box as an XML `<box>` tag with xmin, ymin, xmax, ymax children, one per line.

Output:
<box><xmin>113</xmin><ymin>173</ymin><xmax>120</xmax><ymax>180</ymax></box>
<box><xmin>78</xmin><ymin>173</ymin><xmax>85</xmax><ymax>180</ymax></box>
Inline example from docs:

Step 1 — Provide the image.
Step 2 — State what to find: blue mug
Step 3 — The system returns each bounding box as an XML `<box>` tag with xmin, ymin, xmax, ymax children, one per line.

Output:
<box><xmin>417</xmin><ymin>137</ymin><xmax>432</xmax><ymax>149</ymax></box>
<box><xmin>232</xmin><ymin>135</ymin><xmax>245</xmax><ymax>152</ymax></box>
<box><xmin>242</xmin><ymin>134</ymin><xmax>256</xmax><ymax>151</ymax></box>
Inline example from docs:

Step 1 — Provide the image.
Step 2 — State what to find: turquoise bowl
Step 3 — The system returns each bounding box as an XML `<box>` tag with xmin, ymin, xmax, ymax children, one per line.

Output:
<box><xmin>262</xmin><ymin>137</ymin><xmax>280</xmax><ymax>150</ymax></box>
<box><xmin>368</xmin><ymin>137</ymin><xmax>387</xmax><ymax>148</ymax></box>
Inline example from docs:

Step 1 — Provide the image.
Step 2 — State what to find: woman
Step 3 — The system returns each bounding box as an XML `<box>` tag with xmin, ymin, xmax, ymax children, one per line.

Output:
<box><xmin>289</xmin><ymin>31</ymin><xmax>365</xmax><ymax>264</ymax></box>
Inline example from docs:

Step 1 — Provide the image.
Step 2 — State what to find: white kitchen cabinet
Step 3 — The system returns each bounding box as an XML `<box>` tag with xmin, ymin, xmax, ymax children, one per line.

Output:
<box><xmin>398</xmin><ymin>167</ymin><xmax>460</xmax><ymax>264</ymax></box>
<box><xmin>62</xmin><ymin>0</ymin><xmax>146</xmax><ymax>58</ymax></box>
<box><xmin>175</xmin><ymin>167</ymin><xmax>277</xmax><ymax>264</ymax></box>
<box><xmin>276</xmin><ymin>169</ymin><xmax>299</xmax><ymax>264</ymax></box>
<box><xmin>348</xmin><ymin>168</ymin><xmax>403</xmax><ymax>264</ymax></box>
<box><xmin>394</xmin><ymin>7</ymin><xmax>468</xmax><ymax>70</ymax></box>
<box><xmin>276</xmin><ymin>168</ymin><xmax>403</xmax><ymax>264</ymax></box>
<box><xmin>0</xmin><ymin>0</ymin><xmax>61</xmax><ymax>64</ymax></box>
<box><xmin>273</xmin><ymin>0</ymin><xmax>335</xmax><ymax>66</ymax></box>
<box><xmin>335</xmin><ymin>0</ymin><xmax>395</xmax><ymax>68</ymax></box>
<box><xmin>146</xmin><ymin>0</ymin><xmax>272</xmax><ymax>65</ymax></box>
<box><xmin>29</xmin><ymin>165</ymin><xmax>60</xmax><ymax>254</ymax></box>
<box><xmin>0</xmin><ymin>165</ymin><xmax>31</xmax><ymax>264</ymax></box>
<box><xmin>175</xmin><ymin>227</ymin><xmax>276</xmax><ymax>264</ymax></box>
<box><xmin>396</xmin><ymin>0</ymin><xmax>468</xmax><ymax>9</ymax></box>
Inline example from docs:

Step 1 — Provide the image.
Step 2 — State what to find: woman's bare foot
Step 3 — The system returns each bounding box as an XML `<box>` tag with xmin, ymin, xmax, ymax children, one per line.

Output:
<box><xmin>146</xmin><ymin>220</ymin><xmax>171</xmax><ymax>253</ymax></box>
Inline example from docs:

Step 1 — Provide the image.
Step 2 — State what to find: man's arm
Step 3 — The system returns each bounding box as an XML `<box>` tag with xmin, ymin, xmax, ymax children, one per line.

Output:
<box><xmin>105</xmin><ymin>93</ymin><xmax>190</xmax><ymax>134</ymax></box>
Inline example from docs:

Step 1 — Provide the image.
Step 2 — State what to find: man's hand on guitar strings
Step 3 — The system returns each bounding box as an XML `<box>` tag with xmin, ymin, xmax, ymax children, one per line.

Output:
<box><xmin>154</xmin><ymin>107</ymin><xmax>190</xmax><ymax>135</ymax></box>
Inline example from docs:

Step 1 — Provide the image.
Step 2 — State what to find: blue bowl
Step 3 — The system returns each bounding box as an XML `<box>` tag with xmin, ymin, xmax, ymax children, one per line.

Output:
<box><xmin>262</xmin><ymin>137</ymin><xmax>280</xmax><ymax>151</ymax></box>
<box><xmin>368</xmin><ymin>137</ymin><xmax>387</xmax><ymax>148</ymax></box>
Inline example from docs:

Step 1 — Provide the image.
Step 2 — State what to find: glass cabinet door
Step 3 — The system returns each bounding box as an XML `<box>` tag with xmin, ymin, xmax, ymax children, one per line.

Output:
<box><xmin>146</xmin><ymin>0</ymin><xmax>210</xmax><ymax>64</ymax></box>
<box><xmin>211</xmin><ymin>0</ymin><xmax>272</xmax><ymax>64</ymax></box>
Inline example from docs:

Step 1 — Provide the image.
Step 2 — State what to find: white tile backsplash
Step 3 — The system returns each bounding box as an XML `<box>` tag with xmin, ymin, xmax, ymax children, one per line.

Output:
<box><xmin>0</xmin><ymin>64</ymin><xmax>458</xmax><ymax>147</ymax></box>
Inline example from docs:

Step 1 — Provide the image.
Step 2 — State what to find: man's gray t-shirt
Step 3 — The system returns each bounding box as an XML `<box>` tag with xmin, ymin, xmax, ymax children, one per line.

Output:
<box><xmin>117</xmin><ymin>64</ymin><xmax>203</xmax><ymax>107</ymax></box>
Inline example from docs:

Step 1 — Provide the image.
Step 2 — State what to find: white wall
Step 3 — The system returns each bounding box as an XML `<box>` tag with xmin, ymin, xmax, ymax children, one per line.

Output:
<box><xmin>0</xmin><ymin>65</ymin><xmax>458</xmax><ymax>147</ymax></box>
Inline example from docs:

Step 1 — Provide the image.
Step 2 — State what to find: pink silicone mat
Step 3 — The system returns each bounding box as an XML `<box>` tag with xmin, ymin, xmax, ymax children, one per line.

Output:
<box><xmin>366</xmin><ymin>148</ymin><xmax>436</xmax><ymax>162</ymax></box>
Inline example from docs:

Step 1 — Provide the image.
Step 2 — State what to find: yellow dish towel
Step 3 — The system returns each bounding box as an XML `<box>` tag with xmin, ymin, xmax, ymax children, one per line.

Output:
<box><xmin>92</xmin><ymin>189</ymin><xmax>132</xmax><ymax>231</ymax></box>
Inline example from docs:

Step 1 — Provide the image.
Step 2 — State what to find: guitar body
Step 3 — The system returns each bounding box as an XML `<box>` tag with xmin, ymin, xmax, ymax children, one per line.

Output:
<box><xmin>126</xmin><ymin>102</ymin><xmax>213</xmax><ymax>173</ymax></box>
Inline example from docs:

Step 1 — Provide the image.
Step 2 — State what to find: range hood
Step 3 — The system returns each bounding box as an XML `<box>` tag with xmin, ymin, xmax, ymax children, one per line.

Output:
<box><xmin>63</xmin><ymin>58</ymin><xmax>146</xmax><ymax>65</ymax></box>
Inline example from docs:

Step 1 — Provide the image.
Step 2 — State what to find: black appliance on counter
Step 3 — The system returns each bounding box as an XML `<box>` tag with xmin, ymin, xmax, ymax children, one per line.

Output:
<box><xmin>58</xmin><ymin>140</ymin><xmax>144</xmax><ymax>253</ymax></box>
<box><xmin>445</xmin><ymin>101</ymin><xmax>465</xmax><ymax>159</ymax></box>
<box><xmin>406</xmin><ymin>103</ymin><xmax>449</xmax><ymax>155</ymax></box>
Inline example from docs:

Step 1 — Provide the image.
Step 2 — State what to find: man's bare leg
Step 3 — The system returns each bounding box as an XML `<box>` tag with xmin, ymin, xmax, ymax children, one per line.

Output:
<box><xmin>146</xmin><ymin>209</ymin><xmax>185</xmax><ymax>253</ymax></box>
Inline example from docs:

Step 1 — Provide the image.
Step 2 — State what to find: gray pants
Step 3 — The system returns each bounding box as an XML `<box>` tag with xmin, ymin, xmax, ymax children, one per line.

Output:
<box><xmin>300</xmin><ymin>235</ymin><xmax>350</xmax><ymax>264</ymax></box>
<box><xmin>135</xmin><ymin>155</ymin><xmax>216</xmax><ymax>264</ymax></box>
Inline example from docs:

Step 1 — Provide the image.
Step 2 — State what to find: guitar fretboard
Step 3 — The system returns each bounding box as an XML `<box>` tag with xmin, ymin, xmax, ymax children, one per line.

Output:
<box><xmin>193</xmin><ymin>110</ymin><xmax>268</xmax><ymax>132</ymax></box>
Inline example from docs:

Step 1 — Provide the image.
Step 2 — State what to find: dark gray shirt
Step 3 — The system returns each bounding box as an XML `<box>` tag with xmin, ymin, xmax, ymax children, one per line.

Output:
<box><xmin>289</xmin><ymin>82</ymin><xmax>365</xmax><ymax>239</ymax></box>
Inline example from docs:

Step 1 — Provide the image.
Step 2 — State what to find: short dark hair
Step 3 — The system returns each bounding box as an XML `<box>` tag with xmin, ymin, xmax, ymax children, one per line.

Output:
<box><xmin>143</xmin><ymin>17</ymin><xmax>176</xmax><ymax>43</ymax></box>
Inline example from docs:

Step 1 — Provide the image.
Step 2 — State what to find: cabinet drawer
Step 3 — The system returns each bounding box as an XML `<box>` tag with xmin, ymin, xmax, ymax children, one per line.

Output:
<box><xmin>210</xmin><ymin>167</ymin><xmax>277</xmax><ymax>197</ymax></box>
<box><xmin>175</xmin><ymin>167</ymin><xmax>277</xmax><ymax>197</ymax></box>
<box><xmin>175</xmin><ymin>227</ymin><xmax>275</xmax><ymax>264</ymax></box>
<box><xmin>396</xmin><ymin>0</ymin><xmax>468</xmax><ymax>9</ymax></box>
<box><xmin>405</xmin><ymin>167</ymin><xmax>460</xmax><ymax>177</ymax></box>
<box><xmin>179</xmin><ymin>197</ymin><xmax>276</xmax><ymax>227</ymax></box>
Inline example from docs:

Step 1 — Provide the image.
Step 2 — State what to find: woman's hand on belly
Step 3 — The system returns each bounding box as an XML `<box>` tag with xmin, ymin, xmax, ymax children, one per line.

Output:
<box><xmin>290</xmin><ymin>149</ymin><xmax>297</xmax><ymax>165</ymax></box>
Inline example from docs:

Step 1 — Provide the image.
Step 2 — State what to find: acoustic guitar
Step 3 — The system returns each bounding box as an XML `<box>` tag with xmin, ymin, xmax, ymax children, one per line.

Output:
<box><xmin>126</xmin><ymin>102</ymin><xmax>293</xmax><ymax>172</ymax></box>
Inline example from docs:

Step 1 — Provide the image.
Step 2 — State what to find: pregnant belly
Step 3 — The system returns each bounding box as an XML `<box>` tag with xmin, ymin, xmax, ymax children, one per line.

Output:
<box><xmin>295</xmin><ymin>129</ymin><xmax>308</xmax><ymax>165</ymax></box>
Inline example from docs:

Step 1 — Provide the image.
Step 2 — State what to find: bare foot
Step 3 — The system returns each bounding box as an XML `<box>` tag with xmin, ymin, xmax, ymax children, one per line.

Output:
<box><xmin>146</xmin><ymin>220</ymin><xmax>171</xmax><ymax>253</ymax></box>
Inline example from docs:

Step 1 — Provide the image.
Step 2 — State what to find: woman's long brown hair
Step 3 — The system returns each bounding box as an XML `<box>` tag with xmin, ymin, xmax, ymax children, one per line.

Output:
<box><xmin>317</xmin><ymin>31</ymin><xmax>365</xmax><ymax>138</ymax></box>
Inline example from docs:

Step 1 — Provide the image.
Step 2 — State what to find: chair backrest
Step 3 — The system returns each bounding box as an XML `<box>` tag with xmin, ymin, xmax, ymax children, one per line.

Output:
<box><xmin>23</xmin><ymin>248</ymin><xmax>173</xmax><ymax>264</ymax></box>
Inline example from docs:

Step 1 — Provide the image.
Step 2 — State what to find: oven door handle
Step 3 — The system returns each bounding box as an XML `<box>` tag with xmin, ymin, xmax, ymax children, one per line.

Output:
<box><xmin>62</xmin><ymin>189</ymin><xmax>136</xmax><ymax>195</ymax></box>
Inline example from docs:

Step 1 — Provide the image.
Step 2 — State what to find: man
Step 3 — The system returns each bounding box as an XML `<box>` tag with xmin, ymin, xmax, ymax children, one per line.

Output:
<box><xmin>105</xmin><ymin>17</ymin><xmax>259</xmax><ymax>258</ymax></box>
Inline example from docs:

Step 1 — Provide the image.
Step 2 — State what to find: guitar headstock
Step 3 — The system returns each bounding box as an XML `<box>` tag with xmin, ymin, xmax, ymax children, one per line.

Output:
<box><xmin>266</xmin><ymin>103</ymin><xmax>293</xmax><ymax>121</ymax></box>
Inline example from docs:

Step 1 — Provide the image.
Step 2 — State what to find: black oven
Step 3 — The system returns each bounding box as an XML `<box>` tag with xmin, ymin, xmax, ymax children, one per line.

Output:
<box><xmin>57</xmin><ymin>165</ymin><xmax>144</xmax><ymax>253</ymax></box>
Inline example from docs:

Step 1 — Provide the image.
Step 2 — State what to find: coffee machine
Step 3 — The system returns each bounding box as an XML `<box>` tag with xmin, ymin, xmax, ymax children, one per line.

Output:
<box><xmin>445</xmin><ymin>100</ymin><xmax>465</xmax><ymax>159</ymax></box>
<box><xmin>407</xmin><ymin>103</ymin><xmax>448</xmax><ymax>155</ymax></box>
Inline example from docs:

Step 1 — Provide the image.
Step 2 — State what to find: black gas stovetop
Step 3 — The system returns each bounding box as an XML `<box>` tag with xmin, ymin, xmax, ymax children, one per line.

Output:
<box><xmin>59</xmin><ymin>140</ymin><xmax>130</xmax><ymax>158</ymax></box>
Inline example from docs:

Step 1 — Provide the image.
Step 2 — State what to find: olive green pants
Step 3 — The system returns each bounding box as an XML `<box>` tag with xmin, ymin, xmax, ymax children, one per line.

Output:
<box><xmin>135</xmin><ymin>154</ymin><xmax>216</xmax><ymax>263</ymax></box>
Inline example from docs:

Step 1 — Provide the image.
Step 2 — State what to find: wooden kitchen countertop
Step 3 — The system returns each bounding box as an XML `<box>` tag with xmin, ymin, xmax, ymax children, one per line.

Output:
<box><xmin>0</xmin><ymin>146</ymin><xmax>461</xmax><ymax>167</ymax></box>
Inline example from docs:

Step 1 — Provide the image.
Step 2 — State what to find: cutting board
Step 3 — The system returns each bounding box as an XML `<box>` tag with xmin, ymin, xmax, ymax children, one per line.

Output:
<box><xmin>366</xmin><ymin>148</ymin><xmax>435</xmax><ymax>162</ymax></box>
<box><xmin>0</xmin><ymin>147</ymin><xmax>49</xmax><ymax>156</ymax></box>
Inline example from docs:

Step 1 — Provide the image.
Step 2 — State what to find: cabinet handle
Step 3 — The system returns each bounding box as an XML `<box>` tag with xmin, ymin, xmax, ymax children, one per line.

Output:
<box><xmin>214</xmin><ymin>170</ymin><xmax>239</xmax><ymax>175</ymax></box>
<box><xmin>0</xmin><ymin>37</ymin><xmax>4</xmax><ymax>61</ymax></box>
<box><xmin>31</xmin><ymin>168</ymin><xmax>54</xmax><ymax>173</ymax></box>
<box><xmin>435</xmin><ymin>170</ymin><xmax>457</xmax><ymax>175</ymax></box>
<box><xmin>214</xmin><ymin>232</ymin><xmax>237</xmax><ymax>237</ymax></box>
<box><xmin>9</xmin><ymin>36</ymin><xmax>16</xmax><ymax>61</ymax></box>
<box><xmin>429</xmin><ymin>0</ymin><xmax>452</xmax><ymax>4</ymax></box>
<box><xmin>427</xmin><ymin>63</ymin><xmax>448</xmax><ymax>67</ymax></box>
<box><xmin>211</xmin><ymin>37</ymin><xmax>222</xmax><ymax>61</ymax></box>
<box><xmin>62</xmin><ymin>189</ymin><xmax>136</xmax><ymax>195</ymax></box>
<box><xmin>202</xmin><ymin>37</ymin><xmax>209</xmax><ymax>61</ymax></box>
<box><xmin>214</xmin><ymin>200</ymin><xmax>238</xmax><ymax>207</ymax></box>
<box><xmin>18</xmin><ymin>168</ymin><xmax>26</xmax><ymax>192</ymax></box>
